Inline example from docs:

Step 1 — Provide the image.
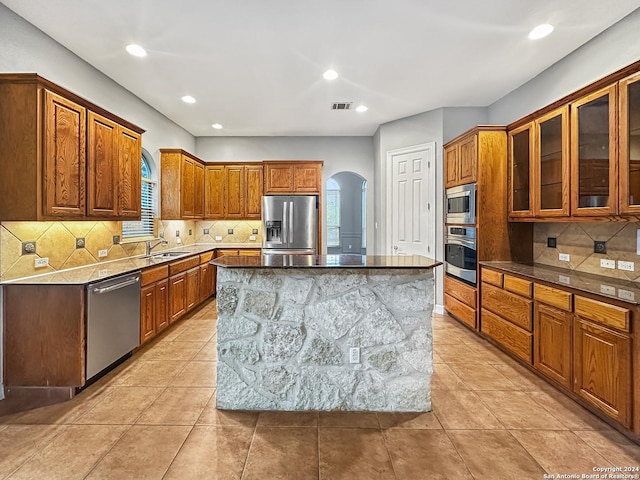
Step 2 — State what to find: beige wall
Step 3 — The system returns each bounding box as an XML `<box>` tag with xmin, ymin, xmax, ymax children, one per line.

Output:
<box><xmin>0</xmin><ymin>219</ymin><xmax>262</xmax><ymax>281</ymax></box>
<box><xmin>534</xmin><ymin>222</ymin><xmax>640</xmax><ymax>281</ymax></box>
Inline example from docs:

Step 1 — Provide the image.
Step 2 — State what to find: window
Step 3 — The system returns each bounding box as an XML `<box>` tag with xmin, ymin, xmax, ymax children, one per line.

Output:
<box><xmin>122</xmin><ymin>150</ymin><xmax>157</xmax><ymax>238</ymax></box>
<box><xmin>326</xmin><ymin>178</ymin><xmax>340</xmax><ymax>247</ymax></box>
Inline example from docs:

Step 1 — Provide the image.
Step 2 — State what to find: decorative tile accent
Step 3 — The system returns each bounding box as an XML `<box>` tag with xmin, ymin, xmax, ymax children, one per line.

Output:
<box><xmin>534</xmin><ymin>222</ymin><xmax>640</xmax><ymax>281</ymax></box>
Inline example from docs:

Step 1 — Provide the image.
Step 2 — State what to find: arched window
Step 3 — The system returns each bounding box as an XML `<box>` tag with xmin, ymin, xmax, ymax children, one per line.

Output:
<box><xmin>122</xmin><ymin>150</ymin><xmax>157</xmax><ymax>238</ymax></box>
<box><xmin>326</xmin><ymin>178</ymin><xmax>340</xmax><ymax>247</ymax></box>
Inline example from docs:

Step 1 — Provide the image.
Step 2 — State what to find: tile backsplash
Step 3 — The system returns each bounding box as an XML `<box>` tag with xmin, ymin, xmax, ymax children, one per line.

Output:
<box><xmin>0</xmin><ymin>219</ymin><xmax>262</xmax><ymax>281</ymax></box>
<box><xmin>534</xmin><ymin>222</ymin><xmax>640</xmax><ymax>281</ymax></box>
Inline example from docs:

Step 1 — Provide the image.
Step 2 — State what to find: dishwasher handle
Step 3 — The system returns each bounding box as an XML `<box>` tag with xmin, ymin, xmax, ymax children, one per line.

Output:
<box><xmin>92</xmin><ymin>276</ymin><xmax>140</xmax><ymax>295</ymax></box>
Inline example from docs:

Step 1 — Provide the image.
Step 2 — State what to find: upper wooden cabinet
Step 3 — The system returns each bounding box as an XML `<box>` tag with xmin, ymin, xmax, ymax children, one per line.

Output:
<box><xmin>160</xmin><ymin>149</ymin><xmax>205</xmax><ymax>220</ymax></box>
<box><xmin>508</xmin><ymin>122</ymin><xmax>535</xmax><ymax>218</ymax></box>
<box><xmin>204</xmin><ymin>163</ymin><xmax>263</xmax><ymax>219</ymax></box>
<box><xmin>619</xmin><ymin>71</ymin><xmax>640</xmax><ymax>215</ymax></box>
<box><xmin>0</xmin><ymin>74</ymin><xmax>144</xmax><ymax>221</ymax></box>
<box><xmin>263</xmin><ymin>161</ymin><xmax>323</xmax><ymax>194</ymax></box>
<box><xmin>570</xmin><ymin>85</ymin><xmax>618</xmax><ymax>217</ymax></box>
<box><xmin>537</xmin><ymin>107</ymin><xmax>570</xmax><ymax>217</ymax></box>
<box><xmin>444</xmin><ymin>135</ymin><xmax>477</xmax><ymax>188</ymax></box>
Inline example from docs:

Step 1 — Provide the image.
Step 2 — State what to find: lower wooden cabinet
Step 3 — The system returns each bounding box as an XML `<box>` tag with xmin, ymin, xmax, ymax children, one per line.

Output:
<box><xmin>155</xmin><ymin>279</ymin><xmax>169</xmax><ymax>333</ymax></box>
<box><xmin>444</xmin><ymin>275</ymin><xmax>477</xmax><ymax>329</ymax></box>
<box><xmin>574</xmin><ymin>317</ymin><xmax>632</xmax><ymax>428</ymax></box>
<box><xmin>534</xmin><ymin>302</ymin><xmax>573</xmax><ymax>389</ymax></box>
<box><xmin>199</xmin><ymin>263</ymin><xmax>215</xmax><ymax>303</ymax></box>
<box><xmin>141</xmin><ymin>283</ymin><xmax>157</xmax><ymax>344</ymax></box>
<box><xmin>169</xmin><ymin>271</ymin><xmax>187</xmax><ymax>323</ymax></box>
<box><xmin>186</xmin><ymin>266</ymin><xmax>200</xmax><ymax>312</ymax></box>
<box><xmin>481</xmin><ymin>307</ymin><xmax>532</xmax><ymax>362</ymax></box>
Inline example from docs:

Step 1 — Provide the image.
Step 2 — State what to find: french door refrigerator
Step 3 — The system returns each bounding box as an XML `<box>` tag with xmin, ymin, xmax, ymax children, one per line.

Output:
<box><xmin>262</xmin><ymin>195</ymin><xmax>318</xmax><ymax>254</ymax></box>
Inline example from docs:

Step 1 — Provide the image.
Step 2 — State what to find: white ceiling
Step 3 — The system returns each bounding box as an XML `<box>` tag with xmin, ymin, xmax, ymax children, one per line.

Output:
<box><xmin>3</xmin><ymin>0</ymin><xmax>639</xmax><ymax>137</ymax></box>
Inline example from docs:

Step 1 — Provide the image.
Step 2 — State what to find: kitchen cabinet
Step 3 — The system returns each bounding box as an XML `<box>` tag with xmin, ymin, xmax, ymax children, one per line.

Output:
<box><xmin>508</xmin><ymin>107</ymin><xmax>570</xmax><ymax>219</ymax></box>
<box><xmin>169</xmin><ymin>271</ymin><xmax>187</xmax><ymax>323</ymax></box>
<box><xmin>263</xmin><ymin>161</ymin><xmax>323</xmax><ymax>194</ymax></box>
<box><xmin>444</xmin><ymin>134</ymin><xmax>476</xmax><ymax>188</ymax></box>
<box><xmin>160</xmin><ymin>149</ymin><xmax>205</xmax><ymax>220</ymax></box>
<box><xmin>199</xmin><ymin>251</ymin><xmax>216</xmax><ymax>303</ymax></box>
<box><xmin>619</xmin><ymin>70</ymin><xmax>640</xmax><ymax>215</ymax></box>
<box><xmin>186</xmin><ymin>266</ymin><xmax>200</xmax><ymax>312</ymax></box>
<box><xmin>140</xmin><ymin>265</ymin><xmax>170</xmax><ymax>345</ymax></box>
<box><xmin>534</xmin><ymin>302</ymin><xmax>573</xmax><ymax>389</ymax></box>
<box><xmin>87</xmin><ymin>111</ymin><xmax>142</xmax><ymax>218</ymax></box>
<box><xmin>216</xmin><ymin>248</ymin><xmax>261</xmax><ymax>257</ymax></box>
<box><xmin>204</xmin><ymin>163</ymin><xmax>263</xmax><ymax>219</ymax></box>
<box><xmin>480</xmin><ymin>268</ymin><xmax>533</xmax><ymax>363</ymax></box>
<box><xmin>0</xmin><ymin>74</ymin><xmax>144</xmax><ymax>221</ymax></box>
<box><xmin>570</xmin><ymin>85</ymin><xmax>618</xmax><ymax>216</ymax></box>
<box><xmin>444</xmin><ymin>275</ymin><xmax>477</xmax><ymax>329</ymax></box>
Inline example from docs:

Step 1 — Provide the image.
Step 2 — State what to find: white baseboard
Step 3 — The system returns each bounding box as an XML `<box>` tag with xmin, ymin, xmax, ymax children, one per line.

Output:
<box><xmin>434</xmin><ymin>304</ymin><xmax>445</xmax><ymax>315</ymax></box>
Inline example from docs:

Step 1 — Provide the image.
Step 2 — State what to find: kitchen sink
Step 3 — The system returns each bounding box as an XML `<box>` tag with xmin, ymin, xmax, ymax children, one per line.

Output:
<box><xmin>148</xmin><ymin>251</ymin><xmax>189</xmax><ymax>260</ymax></box>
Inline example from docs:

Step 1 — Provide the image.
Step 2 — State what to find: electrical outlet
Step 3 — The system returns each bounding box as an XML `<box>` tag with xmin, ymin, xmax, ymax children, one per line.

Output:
<box><xmin>98</xmin><ymin>269</ymin><xmax>108</xmax><ymax>277</ymax></box>
<box><xmin>619</xmin><ymin>289</ymin><xmax>636</xmax><ymax>302</ymax></box>
<box><xmin>215</xmin><ymin>235</ymin><xmax>222</xmax><ymax>241</ymax></box>
<box><xmin>600</xmin><ymin>284</ymin><xmax>616</xmax><ymax>295</ymax></box>
<box><xmin>203</xmin><ymin>228</ymin><xmax>210</xmax><ymax>235</ymax></box>
<box><xmin>176</xmin><ymin>237</ymin><xmax>182</xmax><ymax>244</ymax></box>
<box><xmin>349</xmin><ymin>347</ymin><xmax>360</xmax><ymax>364</ymax></box>
<box><xmin>559</xmin><ymin>253</ymin><xmax>570</xmax><ymax>262</ymax></box>
<box><xmin>249</xmin><ymin>235</ymin><xmax>256</xmax><ymax>241</ymax></box>
<box><xmin>98</xmin><ymin>249</ymin><xmax>108</xmax><ymax>258</ymax></box>
<box><xmin>558</xmin><ymin>275</ymin><xmax>571</xmax><ymax>285</ymax></box>
<box><xmin>600</xmin><ymin>259</ymin><xmax>615</xmax><ymax>269</ymax></box>
<box><xmin>34</xmin><ymin>257</ymin><xmax>49</xmax><ymax>268</ymax></box>
<box><xmin>618</xmin><ymin>260</ymin><xmax>635</xmax><ymax>272</ymax></box>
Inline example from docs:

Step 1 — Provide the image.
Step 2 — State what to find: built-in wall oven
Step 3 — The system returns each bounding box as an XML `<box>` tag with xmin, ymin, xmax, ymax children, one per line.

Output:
<box><xmin>444</xmin><ymin>225</ymin><xmax>477</xmax><ymax>286</ymax></box>
<box><xmin>446</xmin><ymin>183</ymin><xmax>476</xmax><ymax>225</ymax></box>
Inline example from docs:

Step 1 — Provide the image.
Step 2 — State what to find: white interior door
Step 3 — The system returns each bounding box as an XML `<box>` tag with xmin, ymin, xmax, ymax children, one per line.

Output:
<box><xmin>388</xmin><ymin>145</ymin><xmax>436</xmax><ymax>257</ymax></box>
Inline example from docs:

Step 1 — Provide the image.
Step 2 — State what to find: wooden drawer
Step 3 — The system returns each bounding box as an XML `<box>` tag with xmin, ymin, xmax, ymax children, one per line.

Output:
<box><xmin>445</xmin><ymin>275</ymin><xmax>477</xmax><ymax>309</ymax></box>
<box><xmin>141</xmin><ymin>265</ymin><xmax>168</xmax><ymax>286</ymax></box>
<box><xmin>238</xmin><ymin>248</ymin><xmax>261</xmax><ymax>256</ymax></box>
<box><xmin>481</xmin><ymin>308</ymin><xmax>532</xmax><ymax>363</ymax></box>
<box><xmin>444</xmin><ymin>293</ymin><xmax>476</xmax><ymax>329</ymax></box>
<box><xmin>481</xmin><ymin>283</ymin><xmax>532</xmax><ymax>331</ymax></box>
<box><xmin>534</xmin><ymin>284</ymin><xmax>572</xmax><ymax>311</ymax></box>
<box><xmin>216</xmin><ymin>249</ymin><xmax>239</xmax><ymax>257</ymax></box>
<box><xmin>169</xmin><ymin>255</ymin><xmax>200</xmax><ymax>276</ymax></box>
<box><xmin>481</xmin><ymin>268</ymin><xmax>503</xmax><ymax>287</ymax></box>
<box><xmin>574</xmin><ymin>296</ymin><xmax>630</xmax><ymax>332</ymax></box>
<box><xmin>199</xmin><ymin>251</ymin><xmax>214</xmax><ymax>264</ymax></box>
<box><xmin>504</xmin><ymin>274</ymin><xmax>532</xmax><ymax>298</ymax></box>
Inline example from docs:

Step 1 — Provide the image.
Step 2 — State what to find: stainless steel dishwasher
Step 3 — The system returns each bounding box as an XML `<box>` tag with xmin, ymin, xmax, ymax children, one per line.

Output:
<box><xmin>86</xmin><ymin>272</ymin><xmax>141</xmax><ymax>380</ymax></box>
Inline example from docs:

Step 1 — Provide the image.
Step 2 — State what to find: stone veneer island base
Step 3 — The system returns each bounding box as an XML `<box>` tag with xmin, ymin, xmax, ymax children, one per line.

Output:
<box><xmin>212</xmin><ymin>254</ymin><xmax>440</xmax><ymax>412</ymax></box>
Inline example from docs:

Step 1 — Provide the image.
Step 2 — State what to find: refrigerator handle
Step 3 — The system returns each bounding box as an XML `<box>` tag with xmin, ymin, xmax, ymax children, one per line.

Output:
<box><xmin>283</xmin><ymin>201</ymin><xmax>288</xmax><ymax>245</ymax></box>
<box><xmin>289</xmin><ymin>201</ymin><xmax>294</xmax><ymax>243</ymax></box>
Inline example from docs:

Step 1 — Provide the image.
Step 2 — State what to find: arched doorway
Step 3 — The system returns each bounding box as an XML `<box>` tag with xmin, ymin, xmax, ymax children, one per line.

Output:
<box><xmin>326</xmin><ymin>172</ymin><xmax>366</xmax><ymax>254</ymax></box>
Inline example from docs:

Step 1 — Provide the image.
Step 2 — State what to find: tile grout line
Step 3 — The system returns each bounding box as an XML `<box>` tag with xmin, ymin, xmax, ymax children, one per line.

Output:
<box><xmin>239</xmin><ymin>422</ymin><xmax>259</xmax><ymax>480</ymax></box>
<box><xmin>159</xmin><ymin>424</ymin><xmax>195</xmax><ymax>480</ymax></box>
<box><xmin>80</xmin><ymin>423</ymin><xmax>135</xmax><ymax>480</ymax></box>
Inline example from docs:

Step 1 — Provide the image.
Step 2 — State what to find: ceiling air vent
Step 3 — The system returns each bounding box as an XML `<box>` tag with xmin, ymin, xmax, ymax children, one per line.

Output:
<box><xmin>331</xmin><ymin>102</ymin><xmax>353</xmax><ymax>110</ymax></box>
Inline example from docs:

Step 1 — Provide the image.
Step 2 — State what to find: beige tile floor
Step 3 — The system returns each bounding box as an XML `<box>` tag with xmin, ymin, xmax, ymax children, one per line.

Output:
<box><xmin>1</xmin><ymin>299</ymin><xmax>639</xmax><ymax>479</ymax></box>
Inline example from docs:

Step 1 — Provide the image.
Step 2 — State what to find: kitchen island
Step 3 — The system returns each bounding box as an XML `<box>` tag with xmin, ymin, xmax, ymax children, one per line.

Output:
<box><xmin>211</xmin><ymin>254</ymin><xmax>441</xmax><ymax>412</ymax></box>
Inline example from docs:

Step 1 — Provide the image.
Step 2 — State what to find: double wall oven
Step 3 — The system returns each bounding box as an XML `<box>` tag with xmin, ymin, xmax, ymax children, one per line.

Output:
<box><xmin>445</xmin><ymin>184</ymin><xmax>477</xmax><ymax>286</ymax></box>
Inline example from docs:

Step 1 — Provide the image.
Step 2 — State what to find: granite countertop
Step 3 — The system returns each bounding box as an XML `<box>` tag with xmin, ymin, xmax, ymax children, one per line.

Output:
<box><xmin>480</xmin><ymin>261</ymin><xmax>640</xmax><ymax>305</ymax></box>
<box><xmin>212</xmin><ymin>254</ymin><xmax>442</xmax><ymax>269</ymax></box>
<box><xmin>1</xmin><ymin>243</ymin><xmax>261</xmax><ymax>286</ymax></box>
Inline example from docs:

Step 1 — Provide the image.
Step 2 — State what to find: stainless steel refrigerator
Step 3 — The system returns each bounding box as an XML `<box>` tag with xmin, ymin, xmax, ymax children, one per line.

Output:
<box><xmin>262</xmin><ymin>195</ymin><xmax>318</xmax><ymax>254</ymax></box>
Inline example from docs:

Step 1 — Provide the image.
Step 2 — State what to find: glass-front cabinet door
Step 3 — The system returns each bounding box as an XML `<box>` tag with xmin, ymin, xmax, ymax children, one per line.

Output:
<box><xmin>508</xmin><ymin>122</ymin><xmax>535</xmax><ymax>218</ymax></box>
<box><xmin>535</xmin><ymin>106</ymin><xmax>569</xmax><ymax>217</ymax></box>
<box><xmin>619</xmin><ymin>72</ymin><xmax>640</xmax><ymax>215</ymax></box>
<box><xmin>570</xmin><ymin>85</ymin><xmax>618</xmax><ymax>216</ymax></box>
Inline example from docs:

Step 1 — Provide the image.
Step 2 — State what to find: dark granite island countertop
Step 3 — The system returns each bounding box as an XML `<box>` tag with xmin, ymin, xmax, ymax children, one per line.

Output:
<box><xmin>213</xmin><ymin>254</ymin><xmax>439</xmax><ymax>412</ymax></box>
<box><xmin>212</xmin><ymin>254</ymin><xmax>441</xmax><ymax>269</ymax></box>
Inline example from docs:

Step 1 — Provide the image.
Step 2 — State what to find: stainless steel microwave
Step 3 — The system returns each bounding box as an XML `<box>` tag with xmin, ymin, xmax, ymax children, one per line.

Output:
<box><xmin>445</xmin><ymin>183</ymin><xmax>476</xmax><ymax>224</ymax></box>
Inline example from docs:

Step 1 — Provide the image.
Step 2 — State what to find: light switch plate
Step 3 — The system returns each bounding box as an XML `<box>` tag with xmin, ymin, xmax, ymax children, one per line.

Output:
<box><xmin>215</xmin><ymin>235</ymin><xmax>222</xmax><ymax>241</ymax></box>
<box><xmin>600</xmin><ymin>285</ymin><xmax>616</xmax><ymax>295</ymax></box>
<box><xmin>600</xmin><ymin>259</ymin><xmax>615</xmax><ymax>269</ymax></box>
<box><xmin>98</xmin><ymin>249</ymin><xmax>108</xmax><ymax>258</ymax></box>
<box><xmin>559</xmin><ymin>253</ymin><xmax>570</xmax><ymax>262</ymax></box>
<box><xmin>619</xmin><ymin>289</ymin><xmax>636</xmax><ymax>302</ymax></box>
<box><xmin>249</xmin><ymin>235</ymin><xmax>256</xmax><ymax>241</ymax></box>
<box><xmin>558</xmin><ymin>275</ymin><xmax>571</xmax><ymax>284</ymax></box>
<box><xmin>618</xmin><ymin>260</ymin><xmax>635</xmax><ymax>271</ymax></box>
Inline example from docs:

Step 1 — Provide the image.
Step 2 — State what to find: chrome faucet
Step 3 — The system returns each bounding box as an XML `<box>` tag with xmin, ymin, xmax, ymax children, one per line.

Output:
<box><xmin>145</xmin><ymin>239</ymin><xmax>168</xmax><ymax>256</ymax></box>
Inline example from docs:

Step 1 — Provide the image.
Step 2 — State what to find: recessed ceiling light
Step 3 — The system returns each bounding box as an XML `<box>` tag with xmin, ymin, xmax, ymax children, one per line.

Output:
<box><xmin>355</xmin><ymin>105</ymin><xmax>368</xmax><ymax>113</ymax></box>
<box><xmin>181</xmin><ymin>95</ymin><xmax>196</xmax><ymax>104</ymax></box>
<box><xmin>323</xmin><ymin>69</ymin><xmax>339</xmax><ymax>80</ymax></box>
<box><xmin>125</xmin><ymin>44</ymin><xmax>147</xmax><ymax>57</ymax></box>
<box><xmin>528</xmin><ymin>24</ymin><xmax>554</xmax><ymax>40</ymax></box>
<box><xmin>211</xmin><ymin>123</ymin><xmax>223</xmax><ymax>129</ymax></box>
